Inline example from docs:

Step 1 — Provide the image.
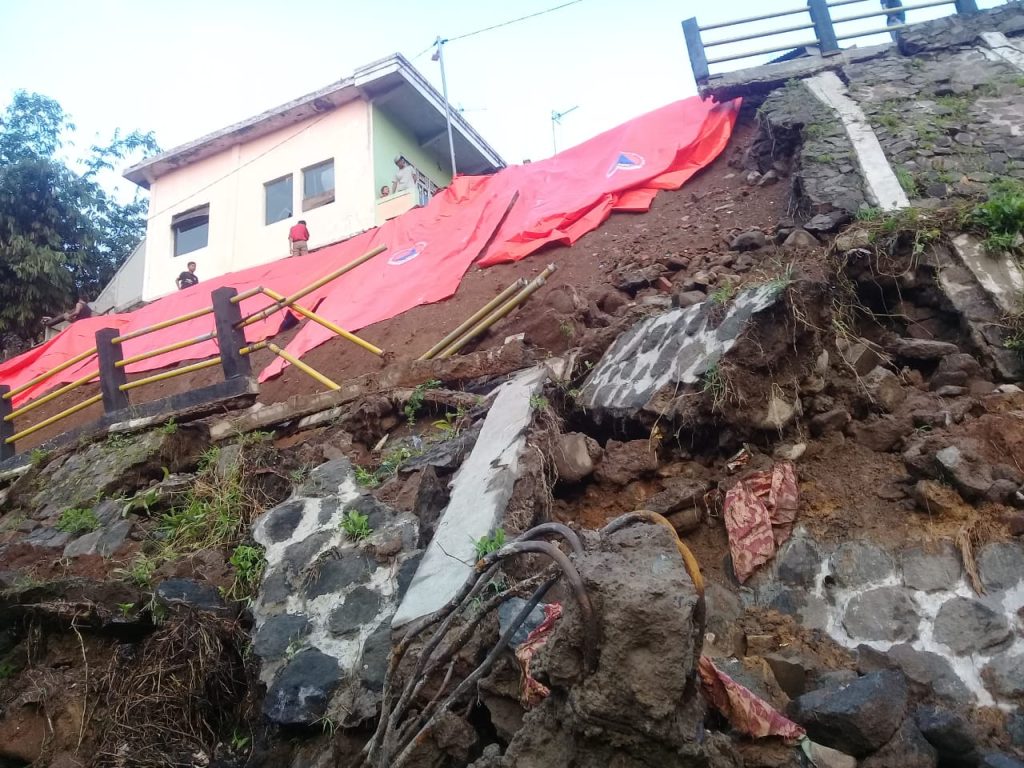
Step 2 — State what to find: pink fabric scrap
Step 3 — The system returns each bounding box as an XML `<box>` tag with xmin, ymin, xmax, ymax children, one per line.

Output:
<box><xmin>723</xmin><ymin>462</ymin><xmax>799</xmax><ymax>583</ymax></box>
<box><xmin>699</xmin><ymin>655</ymin><xmax>805</xmax><ymax>741</ymax></box>
<box><xmin>514</xmin><ymin>603</ymin><xmax>563</xmax><ymax>708</ymax></box>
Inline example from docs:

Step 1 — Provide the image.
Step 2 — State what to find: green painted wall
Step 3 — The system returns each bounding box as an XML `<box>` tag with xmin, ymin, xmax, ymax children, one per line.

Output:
<box><xmin>371</xmin><ymin>105</ymin><xmax>452</xmax><ymax>194</ymax></box>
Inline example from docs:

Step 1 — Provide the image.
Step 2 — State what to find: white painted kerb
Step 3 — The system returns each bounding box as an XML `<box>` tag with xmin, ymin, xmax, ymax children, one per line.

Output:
<box><xmin>978</xmin><ymin>32</ymin><xmax>1024</xmax><ymax>72</ymax></box>
<box><xmin>805</xmin><ymin>71</ymin><xmax>911</xmax><ymax>212</ymax></box>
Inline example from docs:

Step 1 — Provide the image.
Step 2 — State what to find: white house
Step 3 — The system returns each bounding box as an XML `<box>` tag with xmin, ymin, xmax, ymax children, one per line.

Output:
<box><xmin>119</xmin><ymin>53</ymin><xmax>503</xmax><ymax>303</ymax></box>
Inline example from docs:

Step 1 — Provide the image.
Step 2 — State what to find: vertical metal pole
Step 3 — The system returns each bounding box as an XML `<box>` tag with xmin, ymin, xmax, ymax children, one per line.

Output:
<box><xmin>552</xmin><ymin>112</ymin><xmax>558</xmax><ymax>155</ymax></box>
<box><xmin>95</xmin><ymin>328</ymin><xmax>130</xmax><ymax>413</ymax></box>
<box><xmin>436</xmin><ymin>37</ymin><xmax>458</xmax><ymax>177</ymax></box>
<box><xmin>808</xmin><ymin>0</ymin><xmax>840</xmax><ymax>54</ymax></box>
<box><xmin>682</xmin><ymin>18</ymin><xmax>711</xmax><ymax>84</ymax></box>
<box><xmin>0</xmin><ymin>385</ymin><xmax>14</xmax><ymax>461</ymax></box>
<box><xmin>954</xmin><ymin>0</ymin><xmax>978</xmax><ymax>13</ymax></box>
<box><xmin>212</xmin><ymin>287</ymin><xmax>253</xmax><ymax>380</ymax></box>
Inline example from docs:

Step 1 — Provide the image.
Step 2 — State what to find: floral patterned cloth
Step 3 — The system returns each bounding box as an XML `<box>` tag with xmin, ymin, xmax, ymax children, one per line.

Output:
<box><xmin>699</xmin><ymin>656</ymin><xmax>806</xmax><ymax>740</ymax></box>
<box><xmin>515</xmin><ymin>603</ymin><xmax>563</xmax><ymax>708</ymax></box>
<box><xmin>723</xmin><ymin>462</ymin><xmax>800</xmax><ymax>583</ymax></box>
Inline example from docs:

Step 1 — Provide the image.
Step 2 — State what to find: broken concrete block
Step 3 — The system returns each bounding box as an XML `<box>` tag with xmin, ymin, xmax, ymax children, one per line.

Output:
<box><xmin>863</xmin><ymin>366</ymin><xmax>907</xmax><ymax>413</ymax></box>
<box><xmin>836</xmin><ymin>338</ymin><xmax>881</xmax><ymax>377</ymax></box>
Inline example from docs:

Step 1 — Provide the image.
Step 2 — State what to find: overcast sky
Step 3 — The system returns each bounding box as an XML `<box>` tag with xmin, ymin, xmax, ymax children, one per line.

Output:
<box><xmin>0</xmin><ymin>0</ymin><xmax>1009</xmax><ymax>194</ymax></box>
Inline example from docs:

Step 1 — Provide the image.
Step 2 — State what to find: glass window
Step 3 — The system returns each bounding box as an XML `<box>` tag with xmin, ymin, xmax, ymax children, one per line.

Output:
<box><xmin>172</xmin><ymin>205</ymin><xmax>209</xmax><ymax>257</ymax></box>
<box><xmin>302</xmin><ymin>159</ymin><xmax>335</xmax><ymax>211</ymax></box>
<box><xmin>265</xmin><ymin>175</ymin><xmax>293</xmax><ymax>225</ymax></box>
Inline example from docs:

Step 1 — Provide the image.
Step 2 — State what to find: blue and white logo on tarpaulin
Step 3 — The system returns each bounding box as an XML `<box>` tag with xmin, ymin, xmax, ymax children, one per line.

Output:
<box><xmin>388</xmin><ymin>241</ymin><xmax>426</xmax><ymax>266</ymax></box>
<box><xmin>606</xmin><ymin>151</ymin><xmax>646</xmax><ymax>178</ymax></box>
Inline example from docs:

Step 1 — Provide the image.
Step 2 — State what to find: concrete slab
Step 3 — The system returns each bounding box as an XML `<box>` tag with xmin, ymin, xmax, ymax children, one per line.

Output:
<box><xmin>805</xmin><ymin>71</ymin><xmax>910</xmax><ymax>212</ymax></box>
<box><xmin>391</xmin><ymin>365</ymin><xmax>547</xmax><ymax>628</ymax></box>
<box><xmin>952</xmin><ymin>234</ymin><xmax>1024</xmax><ymax>316</ymax></box>
<box><xmin>579</xmin><ymin>282</ymin><xmax>780</xmax><ymax>419</ymax></box>
<box><xmin>978</xmin><ymin>31</ymin><xmax>1024</xmax><ymax>72</ymax></box>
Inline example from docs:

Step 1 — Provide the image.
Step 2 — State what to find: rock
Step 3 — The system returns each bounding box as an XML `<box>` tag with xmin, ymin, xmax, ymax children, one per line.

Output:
<box><xmin>730</xmin><ymin>230</ymin><xmax>768</xmax><ymax>251</ymax></box>
<box><xmin>913</xmin><ymin>480</ymin><xmax>965</xmax><ymax>516</ymax></box>
<box><xmin>861</xmin><ymin>718</ymin><xmax>938</xmax><ymax>768</ymax></box>
<box><xmin>359</xmin><ymin>621</ymin><xmax>392</xmax><ymax>693</ymax></box>
<box><xmin>300</xmin><ymin>458</ymin><xmax>356</xmax><ymax>497</ymax></box>
<box><xmin>705</xmin><ymin>582</ymin><xmax>744</xmax><ymax>653</ymax></box>
<box><xmin>597</xmin><ymin>290</ymin><xmax>631</xmax><ymax>315</ymax></box>
<box><xmin>863</xmin><ymin>367</ymin><xmax>907</xmax><ymax>413</ymax></box>
<box><xmin>328</xmin><ymin>586</ymin><xmax>384</xmax><ymax>637</ymax></box>
<box><xmin>756</xmin><ymin>390</ymin><xmax>800</xmax><ymax>430</ymax></box>
<box><xmin>498</xmin><ymin>597</ymin><xmax>547</xmax><ymax>647</ymax></box>
<box><xmin>401</xmin><ymin>423</ymin><xmax>482</xmax><ymax>474</ymax></box>
<box><xmin>811</xmin><ymin>409</ymin><xmax>851</xmax><ymax>437</ymax></box>
<box><xmin>901</xmin><ymin>542</ymin><xmax>962</xmax><ymax>591</ymax></box>
<box><xmin>155</xmin><ymin>578</ymin><xmax>229</xmax><ymax>615</ymax></box>
<box><xmin>842</xmin><ymin>587</ymin><xmax>921</xmax><ymax>642</ymax></box>
<box><xmin>934</xmin><ymin>385</ymin><xmax>968</xmax><ymax>398</ymax></box>
<box><xmin>303</xmin><ymin>551</ymin><xmax>376</xmax><ymax>600</ymax></box>
<box><xmin>768</xmin><ymin>589</ymin><xmax>830</xmax><ymax>631</ymax></box>
<box><xmin>593</xmin><ymin>440</ymin><xmax>658</xmax><ymax>486</ymax></box>
<box><xmin>783</xmin><ymin>229</ymin><xmax>819</xmax><ymax>249</ymax></box>
<box><xmin>673</xmin><ymin>289</ymin><xmax>707</xmax><ymax>308</ymax></box>
<box><xmin>837</xmin><ymin>338</ymin><xmax>882</xmax><ymax>377</ymax></box>
<box><xmin>987</xmin><ymin>479</ymin><xmax>1019</xmax><ymax>504</ymax></box>
<box><xmin>263</xmin><ymin>648</ymin><xmax>343</xmax><ymax>724</ymax></box>
<box><xmin>805</xmin><ymin>742</ymin><xmax>858</xmax><ymax>768</ymax></box>
<box><xmin>641</xmin><ymin>478</ymin><xmax>709</xmax><ymax>518</ymax></box>
<box><xmin>776</xmin><ymin>535</ymin><xmax>823</xmax><ymax>588</ymax></box>
<box><xmin>614</xmin><ymin>264</ymin><xmax>665</xmax><ymax>292</ymax></box>
<box><xmin>886</xmin><ymin>643</ymin><xmax>972</xmax><ymax>702</ymax></box>
<box><xmin>830</xmin><ymin>542</ymin><xmax>895</xmax><ymax>588</ymax></box>
<box><xmin>758</xmin><ymin>170</ymin><xmax>780</xmax><ymax>187</ymax></box>
<box><xmin>804</xmin><ymin>211</ymin><xmax>852</xmax><ymax>234</ymax></box>
<box><xmin>890</xmin><ymin>338</ymin><xmax>960</xmax><ymax>363</ymax></box>
<box><xmin>983</xmin><ymin>653</ymin><xmax>1024</xmax><ymax>699</ymax></box>
<box><xmin>915</xmin><ymin>706</ymin><xmax>979</xmax><ymax>765</ymax></box>
<box><xmin>835</xmin><ymin>228</ymin><xmax>871</xmax><ymax>252</ymax></box>
<box><xmin>980</xmin><ymin>754</ymin><xmax>1024</xmax><ymax>768</ymax></box>
<box><xmin>665</xmin><ymin>508</ymin><xmax>703</xmax><ymax>533</ymax></box>
<box><xmin>774</xmin><ymin>443</ymin><xmax>807</xmax><ymax>461</ymax></box>
<box><xmin>253</xmin><ymin>614</ymin><xmax>311</xmax><ymax>659</ymax></box>
<box><xmin>850</xmin><ymin>415</ymin><xmax>914</xmax><ymax>453</ymax></box>
<box><xmin>553</xmin><ymin>433</ymin><xmax>602</xmax><ymax>484</ymax></box>
<box><xmin>763</xmin><ymin>651</ymin><xmax>819</xmax><ymax>698</ymax></box>
<box><xmin>979</xmin><ymin>542</ymin><xmax>1024</xmax><ymax>592</ymax></box>
<box><xmin>262</xmin><ymin>500</ymin><xmax>306</xmax><ymax>544</ymax></box>
<box><xmin>934</xmin><ymin>597</ymin><xmax>1012</xmax><ymax>655</ymax></box>
<box><xmin>789</xmin><ymin>670</ymin><xmax>908</xmax><ymax>757</ymax></box>
<box><xmin>63</xmin><ymin>519</ymin><xmax>132</xmax><ymax>558</ymax></box>
<box><xmin>1007</xmin><ymin>712</ymin><xmax>1024</xmax><ymax>747</ymax></box>
<box><xmin>746</xmin><ymin>170</ymin><xmax>763</xmax><ymax>185</ymax></box>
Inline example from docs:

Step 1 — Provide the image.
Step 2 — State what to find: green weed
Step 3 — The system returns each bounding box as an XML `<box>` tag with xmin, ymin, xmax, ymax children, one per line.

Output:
<box><xmin>896</xmin><ymin>167</ymin><xmax>920</xmax><ymax>197</ymax></box>
<box><xmin>354</xmin><ymin>466</ymin><xmax>380</xmax><ymax>488</ymax></box>
<box><xmin>56</xmin><ymin>507</ymin><xmax>100</xmax><ymax>534</ymax></box>
<box><xmin>0</xmin><ymin>660</ymin><xmax>17</xmax><ymax>679</ymax></box>
<box><xmin>404</xmin><ymin>379</ymin><xmax>442</xmax><ymax>426</ymax></box>
<box><xmin>118</xmin><ymin>554</ymin><xmax>158</xmax><ymax>588</ymax></box>
<box><xmin>474</xmin><ymin>528</ymin><xmax>506</xmax><ymax>559</ymax></box>
<box><xmin>341</xmin><ymin>509</ymin><xmax>372</xmax><ymax>542</ymax></box>
<box><xmin>856</xmin><ymin>207</ymin><xmax>883</xmax><ymax>222</ymax></box>
<box><xmin>972</xmin><ymin>179</ymin><xmax>1024</xmax><ymax>253</ymax></box>
<box><xmin>709</xmin><ymin>281</ymin><xmax>736</xmax><ymax>305</ymax></box>
<box><xmin>29</xmin><ymin>448</ymin><xmax>49</xmax><ymax>467</ymax></box>
<box><xmin>158</xmin><ymin>418</ymin><xmax>178</xmax><ymax>435</ymax></box>
<box><xmin>118</xmin><ymin>602</ymin><xmax>136</xmax><ymax>617</ymax></box>
<box><xmin>701</xmin><ymin>364</ymin><xmax>728</xmax><ymax>412</ymax></box>
<box><xmin>529</xmin><ymin>394</ymin><xmax>550</xmax><ymax>411</ymax></box>
<box><xmin>226</xmin><ymin>544</ymin><xmax>266</xmax><ymax>602</ymax></box>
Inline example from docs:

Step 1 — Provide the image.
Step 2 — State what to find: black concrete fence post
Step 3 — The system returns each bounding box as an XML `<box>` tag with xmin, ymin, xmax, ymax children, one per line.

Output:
<box><xmin>0</xmin><ymin>385</ymin><xmax>14</xmax><ymax>461</ymax></box>
<box><xmin>212</xmin><ymin>287</ymin><xmax>252</xmax><ymax>380</ymax></box>
<box><xmin>682</xmin><ymin>18</ymin><xmax>710</xmax><ymax>85</ymax></box>
<box><xmin>95</xmin><ymin>328</ymin><xmax>130</xmax><ymax>413</ymax></box>
<box><xmin>808</xmin><ymin>0</ymin><xmax>840</xmax><ymax>54</ymax></box>
<box><xmin>954</xmin><ymin>0</ymin><xmax>978</xmax><ymax>13</ymax></box>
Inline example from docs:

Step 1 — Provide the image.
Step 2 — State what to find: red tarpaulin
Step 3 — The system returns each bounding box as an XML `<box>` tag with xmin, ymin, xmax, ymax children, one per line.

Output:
<box><xmin>0</xmin><ymin>96</ymin><xmax>739</xmax><ymax>403</ymax></box>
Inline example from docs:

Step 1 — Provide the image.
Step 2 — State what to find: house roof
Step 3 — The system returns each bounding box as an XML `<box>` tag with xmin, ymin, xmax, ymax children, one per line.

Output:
<box><xmin>123</xmin><ymin>53</ymin><xmax>505</xmax><ymax>189</ymax></box>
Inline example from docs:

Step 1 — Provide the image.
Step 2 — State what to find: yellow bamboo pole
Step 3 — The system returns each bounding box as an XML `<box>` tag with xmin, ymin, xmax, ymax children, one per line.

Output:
<box><xmin>119</xmin><ymin>358</ymin><xmax>223</xmax><ymax>392</ymax></box>
<box><xmin>230</xmin><ymin>286</ymin><xmax>264</xmax><ymax>304</ymax></box>
<box><xmin>3</xmin><ymin>346</ymin><xmax>98</xmax><ymax>400</ymax></box>
<box><xmin>437</xmin><ymin>264</ymin><xmax>558</xmax><ymax>359</ymax></box>
<box><xmin>266</xmin><ymin>343</ymin><xmax>340</xmax><ymax>390</ymax></box>
<box><xmin>116</xmin><ymin>332</ymin><xmax>217</xmax><ymax>368</ymax></box>
<box><xmin>112</xmin><ymin>305</ymin><xmax>214</xmax><ymax>344</ymax></box>
<box><xmin>5</xmin><ymin>371</ymin><xmax>99</xmax><ymax>422</ymax></box>
<box><xmin>6</xmin><ymin>394</ymin><xmax>103</xmax><ymax>445</ymax></box>
<box><xmin>239</xmin><ymin>341</ymin><xmax>267</xmax><ymax>356</ymax></box>
<box><xmin>418</xmin><ymin>279</ymin><xmax>528</xmax><ymax>361</ymax></box>
<box><xmin>259</xmin><ymin>288</ymin><xmax>383</xmax><ymax>356</ymax></box>
<box><xmin>237</xmin><ymin>244</ymin><xmax>388</xmax><ymax>329</ymax></box>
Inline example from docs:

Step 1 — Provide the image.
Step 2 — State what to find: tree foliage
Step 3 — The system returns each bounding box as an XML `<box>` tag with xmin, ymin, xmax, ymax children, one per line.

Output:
<box><xmin>0</xmin><ymin>90</ymin><xmax>159</xmax><ymax>344</ymax></box>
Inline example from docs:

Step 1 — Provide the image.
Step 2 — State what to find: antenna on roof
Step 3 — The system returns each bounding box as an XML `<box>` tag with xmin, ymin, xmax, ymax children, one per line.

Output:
<box><xmin>551</xmin><ymin>105</ymin><xmax>579</xmax><ymax>155</ymax></box>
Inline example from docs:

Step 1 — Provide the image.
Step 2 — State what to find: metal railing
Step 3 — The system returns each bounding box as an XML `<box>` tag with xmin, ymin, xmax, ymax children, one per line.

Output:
<box><xmin>0</xmin><ymin>245</ymin><xmax>388</xmax><ymax>459</ymax></box>
<box><xmin>683</xmin><ymin>0</ymin><xmax>981</xmax><ymax>83</ymax></box>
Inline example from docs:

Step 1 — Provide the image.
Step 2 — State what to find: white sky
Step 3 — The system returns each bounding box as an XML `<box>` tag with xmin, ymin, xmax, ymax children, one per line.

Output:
<box><xmin>0</xmin><ymin>0</ymin><xmax>1010</xmax><ymax>196</ymax></box>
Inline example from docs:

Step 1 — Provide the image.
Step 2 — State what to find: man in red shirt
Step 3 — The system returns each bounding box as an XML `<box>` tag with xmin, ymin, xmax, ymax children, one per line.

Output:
<box><xmin>288</xmin><ymin>220</ymin><xmax>310</xmax><ymax>257</ymax></box>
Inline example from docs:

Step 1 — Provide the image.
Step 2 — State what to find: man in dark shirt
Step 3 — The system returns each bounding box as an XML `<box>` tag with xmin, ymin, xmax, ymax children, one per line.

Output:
<box><xmin>289</xmin><ymin>220</ymin><xmax>310</xmax><ymax>257</ymax></box>
<box><xmin>42</xmin><ymin>294</ymin><xmax>92</xmax><ymax>327</ymax></box>
<box><xmin>176</xmin><ymin>261</ymin><xmax>199</xmax><ymax>290</ymax></box>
